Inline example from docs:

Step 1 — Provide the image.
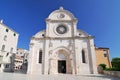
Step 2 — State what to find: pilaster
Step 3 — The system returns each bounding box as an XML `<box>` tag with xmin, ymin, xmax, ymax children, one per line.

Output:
<box><xmin>43</xmin><ymin>39</ymin><xmax>49</xmax><ymax>74</ymax></box>
<box><xmin>27</xmin><ymin>43</ymin><xmax>35</xmax><ymax>74</ymax></box>
<box><xmin>88</xmin><ymin>38</ymin><xmax>97</xmax><ymax>74</ymax></box>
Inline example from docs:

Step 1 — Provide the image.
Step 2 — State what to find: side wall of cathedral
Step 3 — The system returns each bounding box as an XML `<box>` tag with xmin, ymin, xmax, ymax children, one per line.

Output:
<box><xmin>27</xmin><ymin>39</ymin><xmax>45</xmax><ymax>74</ymax></box>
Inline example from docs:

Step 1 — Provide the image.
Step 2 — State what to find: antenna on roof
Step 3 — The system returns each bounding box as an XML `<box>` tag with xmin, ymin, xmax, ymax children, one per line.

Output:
<box><xmin>0</xmin><ymin>19</ymin><xmax>3</xmax><ymax>23</ymax></box>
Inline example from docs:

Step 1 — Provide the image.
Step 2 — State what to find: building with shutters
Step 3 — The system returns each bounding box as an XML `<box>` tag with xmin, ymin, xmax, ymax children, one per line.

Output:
<box><xmin>14</xmin><ymin>48</ymin><xmax>29</xmax><ymax>71</ymax></box>
<box><xmin>0</xmin><ymin>20</ymin><xmax>19</xmax><ymax>72</ymax></box>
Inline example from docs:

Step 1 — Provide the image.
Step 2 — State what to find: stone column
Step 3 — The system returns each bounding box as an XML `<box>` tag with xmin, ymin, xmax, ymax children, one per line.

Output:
<box><xmin>70</xmin><ymin>53</ymin><xmax>75</xmax><ymax>75</ymax></box>
<box><xmin>88</xmin><ymin>38</ymin><xmax>97</xmax><ymax>74</ymax></box>
<box><xmin>49</xmin><ymin>59</ymin><xmax>56</xmax><ymax>74</ymax></box>
<box><xmin>71</xmin><ymin>59</ymin><xmax>75</xmax><ymax>74</ymax></box>
<box><xmin>45</xmin><ymin>20</ymin><xmax>49</xmax><ymax>37</ymax></box>
<box><xmin>27</xmin><ymin>43</ymin><xmax>34</xmax><ymax>74</ymax></box>
<box><xmin>72</xmin><ymin>20</ymin><xmax>78</xmax><ymax>36</ymax></box>
<box><xmin>72</xmin><ymin>22</ymin><xmax>78</xmax><ymax>74</ymax></box>
<box><xmin>43</xmin><ymin>40</ymin><xmax>49</xmax><ymax>74</ymax></box>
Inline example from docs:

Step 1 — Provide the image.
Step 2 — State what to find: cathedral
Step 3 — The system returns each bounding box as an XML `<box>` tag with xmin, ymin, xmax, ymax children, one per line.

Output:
<box><xmin>27</xmin><ymin>7</ymin><xmax>97</xmax><ymax>75</ymax></box>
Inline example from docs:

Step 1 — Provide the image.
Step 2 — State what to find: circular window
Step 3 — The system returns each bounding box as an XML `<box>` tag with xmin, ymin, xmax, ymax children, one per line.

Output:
<box><xmin>56</xmin><ymin>25</ymin><xmax>67</xmax><ymax>34</ymax></box>
<box><xmin>57</xmin><ymin>13</ymin><xmax>65</xmax><ymax>18</ymax></box>
<box><xmin>6</xmin><ymin>29</ymin><xmax>9</xmax><ymax>32</ymax></box>
<box><xmin>59</xmin><ymin>13</ymin><xmax>65</xmax><ymax>18</ymax></box>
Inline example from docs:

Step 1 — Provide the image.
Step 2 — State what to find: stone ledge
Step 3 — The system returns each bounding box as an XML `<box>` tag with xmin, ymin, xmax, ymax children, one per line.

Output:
<box><xmin>104</xmin><ymin>71</ymin><xmax>120</xmax><ymax>78</ymax></box>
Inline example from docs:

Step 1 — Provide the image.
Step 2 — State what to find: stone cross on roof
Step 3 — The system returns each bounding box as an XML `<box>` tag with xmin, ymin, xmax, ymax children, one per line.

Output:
<box><xmin>59</xmin><ymin>7</ymin><xmax>64</xmax><ymax>11</ymax></box>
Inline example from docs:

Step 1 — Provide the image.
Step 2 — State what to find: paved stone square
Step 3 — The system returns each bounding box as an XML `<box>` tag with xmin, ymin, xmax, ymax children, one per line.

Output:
<box><xmin>0</xmin><ymin>73</ymin><xmax>120</xmax><ymax>80</ymax></box>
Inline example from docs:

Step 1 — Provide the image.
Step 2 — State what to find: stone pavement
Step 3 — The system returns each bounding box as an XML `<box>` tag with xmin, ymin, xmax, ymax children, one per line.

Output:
<box><xmin>0</xmin><ymin>72</ymin><xmax>120</xmax><ymax>80</ymax></box>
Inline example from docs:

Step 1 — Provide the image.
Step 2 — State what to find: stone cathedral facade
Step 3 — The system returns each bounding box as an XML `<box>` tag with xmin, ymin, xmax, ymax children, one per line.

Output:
<box><xmin>27</xmin><ymin>7</ymin><xmax>97</xmax><ymax>75</ymax></box>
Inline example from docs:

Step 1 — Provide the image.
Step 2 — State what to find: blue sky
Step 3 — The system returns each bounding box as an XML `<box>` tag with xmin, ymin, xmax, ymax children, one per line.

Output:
<box><xmin>0</xmin><ymin>0</ymin><xmax>120</xmax><ymax>59</ymax></box>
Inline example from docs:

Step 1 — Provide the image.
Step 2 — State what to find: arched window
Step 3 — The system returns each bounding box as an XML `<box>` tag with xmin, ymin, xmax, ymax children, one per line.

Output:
<box><xmin>82</xmin><ymin>49</ymin><xmax>86</xmax><ymax>63</ymax></box>
<box><xmin>42</xmin><ymin>34</ymin><xmax>44</xmax><ymax>37</ymax></box>
<box><xmin>39</xmin><ymin>50</ymin><xmax>42</xmax><ymax>63</ymax></box>
<box><xmin>1</xmin><ymin>45</ymin><xmax>5</xmax><ymax>51</ymax></box>
<box><xmin>13</xmin><ymin>33</ymin><xmax>16</xmax><ymax>36</ymax></box>
<box><xmin>6</xmin><ymin>29</ymin><xmax>9</xmax><ymax>32</ymax></box>
<box><xmin>4</xmin><ymin>35</ymin><xmax>7</xmax><ymax>41</ymax></box>
<box><xmin>6</xmin><ymin>52</ymin><xmax>9</xmax><ymax>57</ymax></box>
<box><xmin>10</xmin><ymin>48</ymin><xmax>13</xmax><ymax>53</ymax></box>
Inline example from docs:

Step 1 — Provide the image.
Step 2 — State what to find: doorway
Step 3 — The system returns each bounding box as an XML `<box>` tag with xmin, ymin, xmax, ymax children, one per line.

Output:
<box><xmin>58</xmin><ymin>60</ymin><xmax>66</xmax><ymax>73</ymax></box>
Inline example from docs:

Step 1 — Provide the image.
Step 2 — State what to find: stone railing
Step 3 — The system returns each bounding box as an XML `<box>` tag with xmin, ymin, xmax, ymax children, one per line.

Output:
<box><xmin>104</xmin><ymin>71</ymin><xmax>120</xmax><ymax>78</ymax></box>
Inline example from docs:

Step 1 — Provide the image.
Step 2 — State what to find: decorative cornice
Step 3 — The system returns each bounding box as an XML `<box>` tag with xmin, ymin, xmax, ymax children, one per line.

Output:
<box><xmin>46</xmin><ymin>18</ymin><xmax>51</xmax><ymax>22</ymax></box>
<box><xmin>46</xmin><ymin>18</ymin><xmax>77</xmax><ymax>23</ymax></box>
<box><xmin>30</xmin><ymin>43</ymin><xmax>34</xmax><ymax>45</ymax></box>
<box><xmin>29</xmin><ymin>43</ymin><xmax>34</xmax><ymax>48</ymax></box>
<box><xmin>31</xmin><ymin>36</ymin><xmax>94</xmax><ymax>41</ymax></box>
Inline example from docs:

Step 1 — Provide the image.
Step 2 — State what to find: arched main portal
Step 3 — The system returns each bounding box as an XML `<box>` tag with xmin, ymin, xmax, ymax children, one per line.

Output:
<box><xmin>49</xmin><ymin>47</ymin><xmax>72</xmax><ymax>74</ymax></box>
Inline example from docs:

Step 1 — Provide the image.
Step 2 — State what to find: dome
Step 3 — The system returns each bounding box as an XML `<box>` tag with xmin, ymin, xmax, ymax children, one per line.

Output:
<box><xmin>77</xmin><ymin>29</ymin><xmax>89</xmax><ymax>37</ymax></box>
<box><xmin>47</xmin><ymin>7</ymin><xmax>77</xmax><ymax>20</ymax></box>
<box><xmin>34</xmin><ymin>30</ymin><xmax>46</xmax><ymax>38</ymax></box>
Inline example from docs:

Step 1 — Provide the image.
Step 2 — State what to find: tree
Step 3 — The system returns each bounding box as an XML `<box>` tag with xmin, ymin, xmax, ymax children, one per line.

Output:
<box><xmin>99</xmin><ymin>64</ymin><xmax>106</xmax><ymax>70</ymax></box>
<box><xmin>111</xmin><ymin>57</ymin><xmax>120</xmax><ymax>71</ymax></box>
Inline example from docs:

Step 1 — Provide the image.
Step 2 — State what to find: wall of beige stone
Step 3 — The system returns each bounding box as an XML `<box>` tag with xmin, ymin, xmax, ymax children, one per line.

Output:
<box><xmin>104</xmin><ymin>71</ymin><xmax>120</xmax><ymax>78</ymax></box>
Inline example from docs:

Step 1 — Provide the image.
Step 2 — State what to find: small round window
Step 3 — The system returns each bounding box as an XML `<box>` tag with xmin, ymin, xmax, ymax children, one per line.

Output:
<box><xmin>14</xmin><ymin>33</ymin><xmax>16</xmax><ymax>36</ymax></box>
<box><xmin>56</xmin><ymin>25</ymin><xmax>67</xmax><ymax>34</ymax></box>
<box><xmin>6</xmin><ymin>29</ymin><xmax>9</xmax><ymax>32</ymax></box>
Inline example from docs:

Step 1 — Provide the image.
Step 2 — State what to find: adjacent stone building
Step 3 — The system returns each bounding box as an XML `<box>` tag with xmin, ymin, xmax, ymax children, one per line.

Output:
<box><xmin>27</xmin><ymin>7</ymin><xmax>97</xmax><ymax>75</ymax></box>
<box><xmin>0</xmin><ymin>20</ymin><xmax>19</xmax><ymax>72</ymax></box>
<box><xmin>95</xmin><ymin>47</ymin><xmax>112</xmax><ymax>68</ymax></box>
<box><xmin>14</xmin><ymin>48</ymin><xmax>29</xmax><ymax>70</ymax></box>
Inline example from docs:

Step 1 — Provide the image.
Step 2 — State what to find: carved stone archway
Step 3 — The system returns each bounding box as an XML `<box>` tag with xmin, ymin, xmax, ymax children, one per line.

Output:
<box><xmin>49</xmin><ymin>47</ymin><xmax>72</xmax><ymax>74</ymax></box>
